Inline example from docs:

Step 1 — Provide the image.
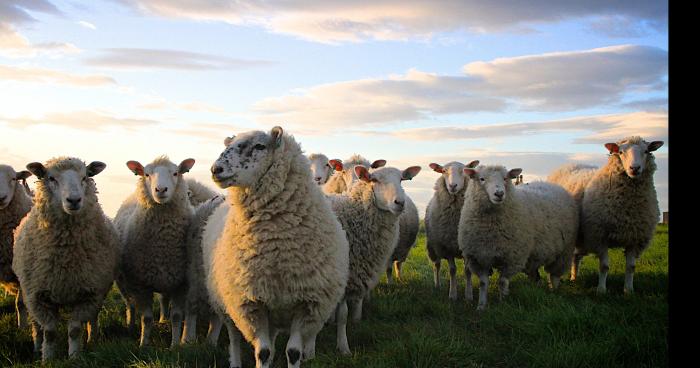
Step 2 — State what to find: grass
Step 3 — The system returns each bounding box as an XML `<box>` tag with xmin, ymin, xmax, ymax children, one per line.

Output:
<box><xmin>0</xmin><ymin>224</ymin><xmax>668</xmax><ymax>367</ymax></box>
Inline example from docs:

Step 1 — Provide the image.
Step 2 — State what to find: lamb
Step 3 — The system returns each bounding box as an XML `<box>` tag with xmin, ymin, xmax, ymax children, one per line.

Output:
<box><xmin>203</xmin><ymin>126</ymin><xmax>349</xmax><ymax>368</ymax></box>
<box><xmin>12</xmin><ymin>157</ymin><xmax>119</xmax><ymax>361</ymax></box>
<box><xmin>458</xmin><ymin>165</ymin><xmax>578</xmax><ymax>310</ymax></box>
<box><xmin>308</xmin><ymin>153</ymin><xmax>340</xmax><ymax>187</ymax></box>
<box><xmin>424</xmin><ymin>160</ymin><xmax>479</xmax><ymax>301</ymax></box>
<box><xmin>0</xmin><ymin>165</ymin><xmax>33</xmax><ymax>328</ymax></box>
<box><xmin>329</xmin><ymin>164</ymin><xmax>421</xmax><ymax>354</ymax></box>
<box><xmin>114</xmin><ymin>155</ymin><xmax>196</xmax><ymax>347</ymax></box>
<box><xmin>553</xmin><ymin>137</ymin><xmax>663</xmax><ymax>294</ymax></box>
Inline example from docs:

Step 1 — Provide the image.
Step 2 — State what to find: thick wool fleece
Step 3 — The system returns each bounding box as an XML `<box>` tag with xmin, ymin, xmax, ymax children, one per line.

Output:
<box><xmin>1</xmin><ymin>178</ymin><xmax>32</xmax><ymax>295</ymax></box>
<box><xmin>425</xmin><ymin>175</ymin><xmax>468</xmax><ymax>263</ymax></box>
<box><xmin>115</xmin><ymin>160</ymin><xmax>194</xmax><ymax>297</ymax></box>
<box><xmin>186</xmin><ymin>178</ymin><xmax>220</xmax><ymax>207</ymax></box>
<box><xmin>458</xmin><ymin>166</ymin><xmax>577</xmax><ymax>279</ymax></box>
<box><xmin>12</xmin><ymin>157</ymin><xmax>120</xmax><ymax>326</ymax></box>
<box><xmin>322</xmin><ymin>154</ymin><xmax>371</xmax><ymax>195</ymax></box>
<box><xmin>547</xmin><ymin>163</ymin><xmax>597</xmax><ymax>207</ymax></box>
<box><xmin>388</xmin><ymin>196</ymin><xmax>419</xmax><ymax>265</ymax></box>
<box><xmin>581</xmin><ymin>139</ymin><xmax>660</xmax><ymax>258</ymax></box>
<box><xmin>329</xmin><ymin>179</ymin><xmax>401</xmax><ymax>300</ymax></box>
<box><xmin>205</xmin><ymin>134</ymin><xmax>349</xmax><ymax>343</ymax></box>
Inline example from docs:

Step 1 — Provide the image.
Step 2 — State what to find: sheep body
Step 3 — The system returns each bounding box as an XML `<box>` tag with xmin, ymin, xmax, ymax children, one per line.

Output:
<box><xmin>385</xmin><ymin>195</ymin><xmax>418</xmax><ymax>281</ymax></box>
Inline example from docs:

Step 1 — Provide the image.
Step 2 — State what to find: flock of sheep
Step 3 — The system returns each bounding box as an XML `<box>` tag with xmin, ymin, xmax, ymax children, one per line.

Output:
<box><xmin>0</xmin><ymin>126</ymin><xmax>663</xmax><ymax>367</ymax></box>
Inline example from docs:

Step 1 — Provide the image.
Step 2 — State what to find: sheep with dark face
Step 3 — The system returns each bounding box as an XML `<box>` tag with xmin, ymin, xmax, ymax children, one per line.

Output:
<box><xmin>12</xmin><ymin>157</ymin><xmax>119</xmax><ymax>361</ymax></box>
<box><xmin>0</xmin><ymin>165</ymin><xmax>32</xmax><ymax>329</ymax></box>
<box><xmin>114</xmin><ymin>156</ymin><xmax>195</xmax><ymax>347</ymax></box>
<box><xmin>203</xmin><ymin>126</ymin><xmax>349</xmax><ymax>368</ymax></box>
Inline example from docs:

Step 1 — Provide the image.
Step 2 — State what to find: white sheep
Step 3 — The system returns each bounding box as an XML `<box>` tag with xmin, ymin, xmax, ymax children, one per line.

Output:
<box><xmin>553</xmin><ymin>137</ymin><xmax>663</xmax><ymax>294</ymax></box>
<box><xmin>424</xmin><ymin>160</ymin><xmax>479</xmax><ymax>300</ymax></box>
<box><xmin>458</xmin><ymin>165</ymin><xmax>578</xmax><ymax>310</ymax></box>
<box><xmin>0</xmin><ymin>164</ymin><xmax>32</xmax><ymax>328</ymax></box>
<box><xmin>12</xmin><ymin>157</ymin><xmax>119</xmax><ymax>361</ymax></box>
<box><xmin>203</xmin><ymin>127</ymin><xmax>349</xmax><ymax>368</ymax></box>
<box><xmin>114</xmin><ymin>155</ymin><xmax>195</xmax><ymax>347</ymax></box>
<box><xmin>329</xmin><ymin>164</ymin><xmax>421</xmax><ymax>354</ymax></box>
<box><xmin>308</xmin><ymin>153</ymin><xmax>340</xmax><ymax>187</ymax></box>
<box><xmin>322</xmin><ymin>154</ymin><xmax>386</xmax><ymax>195</ymax></box>
<box><xmin>385</xmin><ymin>196</ymin><xmax>419</xmax><ymax>282</ymax></box>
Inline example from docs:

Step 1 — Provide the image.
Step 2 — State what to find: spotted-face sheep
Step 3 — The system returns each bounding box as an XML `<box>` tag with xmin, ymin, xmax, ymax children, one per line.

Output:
<box><xmin>458</xmin><ymin>165</ymin><xmax>578</xmax><ymax>310</ymax></box>
<box><xmin>114</xmin><ymin>155</ymin><xmax>196</xmax><ymax>347</ymax></box>
<box><xmin>424</xmin><ymin>160</ymin><xmax>479</xmax><ymax>301</ymax></box>
<box><xmin>574</xmin><ymin>137</ymin><xmax>663</xmax><ymax>294</ymax></box>
<box><xmin>0</xmin><ymin>165</ymin><xmax>32</xmax><ymax>328</ymax></box>
<box><xmin>329</xmin><ymin>164</ymin><xmax>421</xmax><ymax>354</ymax></box>
<box><xmin>203</xmin><ymin>126</ymin><xmax>349</xmax><ymax>368</ymax></box>
<box><xmin>12</xmin><ymin>157</ymin><xmax>119</xmax><ymax>361</ymax></box>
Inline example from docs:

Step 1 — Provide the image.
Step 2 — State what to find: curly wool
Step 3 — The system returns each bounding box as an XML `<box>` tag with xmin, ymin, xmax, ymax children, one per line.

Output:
<box><xmin>185</xmin><ymin>178</ymin><xmax>220</xmax><ymax>207</ymax></box>
<box><xmin>1</xmin><ymin>174</ymin><xmax>32</xmax><ymax>295</ymax></box>
<box><xmin>425</xmin><ymin>175</ymin><xmax>468</xmax><ymax>263</ymax></box>
<box><xmin>322</xmin><ymin>154</ymin><xmax>370</xmax><ymax>195</ymax></box>
<box><xmin>12</xmin><ymin>157</ymin><xmax>120</xmax><ymax>325</ymax></box>
<box><xmin>204</xmin><ymin>134</ymin><xmax>349</xmax><ymax>343</ymax></box>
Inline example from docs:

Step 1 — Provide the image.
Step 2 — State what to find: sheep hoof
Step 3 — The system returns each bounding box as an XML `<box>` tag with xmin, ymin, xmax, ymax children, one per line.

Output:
<box><xmin>338</xmin><ymin>348</ymin><xmax>351</xmax><ymax>356</ymax></box>
<box><xmin>596</xmin><ymin>287</ymin><xmax>607</xmax><ymax>295</ymax></box>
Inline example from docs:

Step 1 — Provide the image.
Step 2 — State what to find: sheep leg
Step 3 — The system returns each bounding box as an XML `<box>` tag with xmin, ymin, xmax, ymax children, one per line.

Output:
<box><xmin>570</xmin><ymin>252</ymin><xmax>584</xmax><ymax>281</ymax></box>
<box><xmin>169</xmin><ymin>292</ymin><xmax>186</xmax><ymax>347</ymax></box>
<box><xmin>222</xmin><ymin>317</ymin><xmax>242</xmax><ymax>368</ymax></box>
<box><xmin>597</xmin><ymin>249</ymin><xmax>610</xmax><ymax>294</ymax></box>
<box><xmin>385</xmin><ymin>263</ymin><xmax>393</xmax><ymax>283</ymax></box>
<box><xmin>87</xmin><ymin>317</ymin><xmax>98</xmax><ymax>344</ymax></box>
<box><xmin>125</xmin><ymin>301</ymin><xmax>137</xmax><ymax>332</ymax></box>
<box><xmin>476</xmin><ymin>273</ymin><xmax>489</xmax><ymax>311</ymax></box>
<box><xmin>432</xmin><ymin>260</ymin><xmax>441</xmax><ymax>289</ymax></box>
<box><xmin>302</xmin><ymin>331</ymin><xmax>317</xmax><ymax>361</ymax></box>
<box><xmin>182</xmin><ymin>313</ymin><xmax>197</xmax><ymax>344</ymax></box>
<box><xmin>498</xmin><ymin>276</ymin><xmax>510</xmax><ymax>300</ymax></box>
<box><xmin>394</xmin><ymin>261</ymin><xmax>403</xmax><ymax>281</ymax></box>
<box><xmin>206</xmin><ymin>313</ymin><xmax>223</xmax><ymax>346</ymax></box>
<box><xmin>31</xmin><ymin>320</ymin><xmax>43</xmax><ymax>354</ymax></box>
<box><xmin>548</xmin><ymin>273</ymin><xmax>561</xmax><ymax>289</ymax></box>
<box><xmin>16</xmin><ymin>290</ymin><xmax>28</xmax><ymax>328</ymax></box>
<box><xmin>251</xmin><ymin>309</ymin><xmax>273</xmax><ymax>368</ymax></box>
<box><xmin>624</xmin><ymin>251</ymin><xmax>637</xmax><ymax>294</ymax></box>
<box><xmin>464</xmin><ymin>260</ymin><xmax>473</xmax><ymax>302</ymax></box>
<box><xmin>448</xmin><ymin>258</ymin><xmax>458</xmax><ymax>301</ymax></box>
<box><xmin>286</xmin><ymin>317</ymin><xmax>303</xmax><ymax>368</ymax></box>
<box><xmin>158</xmin><ymin>294</ymin><xmax>170</xmax><ymax>323</ymax></box>
<box><xmin>135</xmin><ymin>294</ymin><xmax>154</xmax><ymax>347</ymax></box>
<box><xmin>42</xmin><ymin>323</ymin><xmax>58</xmax><ymax>361</ymax></box>
<box><xmin>350</xmin><ymin>297</ymin><xmax>363</xmax><ymax>322</ymax></box>
<box><xmin>67</xmin><ymin>319</ymin><xmax>83</xmax><ymax>357</ymax></box>
<box><xmin>336</xmin><ymin>300</ymin><xmax>351</xmax><ymax>355</ymax></box>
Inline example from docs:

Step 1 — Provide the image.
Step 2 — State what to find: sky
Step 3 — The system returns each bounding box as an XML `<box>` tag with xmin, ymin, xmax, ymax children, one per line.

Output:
<box><xmin>0</xmin><ymin>0</ymin><xmax>668</xmax><ymax>219</ymax></box>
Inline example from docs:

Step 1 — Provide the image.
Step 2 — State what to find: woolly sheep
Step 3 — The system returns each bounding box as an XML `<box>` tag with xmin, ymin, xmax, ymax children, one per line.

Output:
<box><xmin>203</xmin><ymin>126</ymin><xmax>349</xmax><ymax>368</ymax></box>
<box><xmin>385</xmin><ymin>196</ymin><xmax>419</xmax><ymax>282</ymax></box>
<box><xmin>459</xmin><ymin>165</ymin><xmax>578</xmax><ymax>310</ymax></box>
<box><xmin>424</xmin><ymin>160</ymin><xmax>479</xmax><ymax>301</ymax></box>
<box><xmin>329</xmin><ymin>164</ymin><xmax>421</xmax><ymax>354</ymax></box>
<box><xmin>555</xmin><ymin>137</ymin><xmax>663</xmax><ymax>294</ymax></box>
<box><xmin>0</xmin><ymin>165</ymin><xmax>32</xmax><ymax>328</ymax></box>
<box><xmin>322</xmin><ymin>154</ymin><xmax>386</xmax><ymax>195</ymax></box>
<box><xmin>308</xmin><ymin>153</ymin><xmax>340</xmax><ymax>187</ymax></box>
<box><xmin>12</xmin><ymin>157</ymin><xmax>119</xmax><ymax>360</ymax></box>
<box><xmin>114</xmin><ymin>155</ymin><xmax>196</xmax><ymax>347</ymax></box>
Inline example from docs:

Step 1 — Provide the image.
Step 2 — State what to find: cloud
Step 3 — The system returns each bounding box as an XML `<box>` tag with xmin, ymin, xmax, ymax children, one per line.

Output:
<box><xmin>114</xmin><ymin>0</ymin><xmax>667</xmax><ymax>43</ymax></box>
<box><xmin>85</xmin><ymin>48</ymin><xmax>275</xmax><ymax>70</ymax></box>
<box><xmin>77</xmin><ymin>20</ymin><xmax>97</xmax><ymax>30</ymax></box>
<box><xmin>138</xmin><ymin>100</ymin><xmax>225</xmax><ymax>113</ymax></box>
<box><xmin>0</xmin><ymin>65</ymin><xmax>116</xmax><ymax>86</ymax></box>
<box><xmin>0</xmin><ymin>110</ymin><xmax>160</xmax><ymax>131</ymax></box>
<box><xmin>255</xmin><ymin>45</ymin><xmax>667</xmax><ymax>129</ymax></box>
<box><xmin>0</xmin><ymin>1</ymin><xmax>79</xmax><ymax>57</ymax></box>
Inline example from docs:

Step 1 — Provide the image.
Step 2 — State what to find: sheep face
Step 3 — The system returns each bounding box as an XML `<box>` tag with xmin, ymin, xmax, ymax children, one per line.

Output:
<box><xmin>605</xmin><ymin>138</ymin><xmax>664</xmax><ymax>179</ymax></box>
<box><xmin>211</xmin><ymin>127</ymin><xmax>284</xmax><ymax>189</ymax></box>
<box><xmin>0</xmin><ymin>165</ymin><xmax>31</xmax><ymax>209</ymax></box>
<box><xmin>308</xmin><ymin>154</ymin><xmax>333</xmax><ymax>186</ymax></box>
<box><xmin>127</xmin><ymin>157</ymin><xmax>195</xmax><ymax>204</ymax></box>
<box><xmin>26</xmin><ymin>160</ymin><xmax>106</xmax><ymax>214</ymax></box>
<box><xmin>430</xmin><ymin>160</ymin><xmax>479</xmax><ymax>195</ymax></box>
<box><xmin>339</xmin><ymin>159</ymin><xmax>386</xmax><ymax>192</ymax></box>
<box><xmin>464</xmin><ymin>166</ymin><xmax>521</xmax><ymax>205</ymax></box>
<box><xmin>355</xmin><ymin>165</ymin><xmax>421</xmax><ymax>215</ymax></box>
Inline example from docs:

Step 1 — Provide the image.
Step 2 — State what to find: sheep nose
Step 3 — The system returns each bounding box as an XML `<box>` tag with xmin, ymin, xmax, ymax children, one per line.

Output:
<box><xmin>630</xmin><ymin>165</ymin><xmax>641</xmax><ymax>173</ymax></box>
<box><xmin>494</xmin><ymin>190</ymin><xmax>504</xmax><ymax>199</ymax></box>
<box><xmin>394</xmin><ymin>199</ymin><xmax>405</xmax><ymax>207</ymax></box>
<box><xmin>315</xmin><ymin>176</ymin><xmax>322</xmax><ymax>181</ymax></box>
<box><xmin>0</xmin><ymin>195</ymin><xmax>6</xmax><ymax>202</ymax></box>
<box><xmin>155</xmin><ymin>187</ymin><xmax>167</xmax><ymax>193</ymax></box>
<box><xmin>66</xmin><ymin>197</ymin><xmax>81</xmax><ymax>206</ymax></box>
<box><xmin>211</xmin><ymin>165</ymin><xmax>224</xmax><ymax>175</ymax></box>
<box><xmin>449</xmin><ymin>184</ymin><xmax>458</xmax><ymax>191</ymax></box>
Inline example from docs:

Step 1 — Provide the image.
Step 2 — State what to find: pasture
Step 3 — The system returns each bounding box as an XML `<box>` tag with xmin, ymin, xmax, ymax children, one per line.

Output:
<box><xmin>0</xmin><ymin>224</ymin><xmax>668</xmax><ymax>367</ymax></box>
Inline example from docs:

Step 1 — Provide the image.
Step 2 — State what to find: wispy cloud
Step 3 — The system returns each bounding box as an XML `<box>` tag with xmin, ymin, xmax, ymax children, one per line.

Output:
<box><xmin>85</xmin><ymin>48</ymin><xmax>275</xmax><ymax>71</ymax></box>
<box><xmin>0</xmin><ymin>1</ymin><xmax>79</xmax><ymax>57</ymax></box>
<box><xmin>0</xmin><ymin>65</ymin><xmax>116</xmax><ymax>86</ymax></box>
<box><xmin>77</xmin><ymin>20</ymin><xmax>97</xmax><ymax>30</ymax></box>
<box><xmin>0</xmin><ymin>110</ymin><xmax>159</xmax><ymax>131</ymax></box>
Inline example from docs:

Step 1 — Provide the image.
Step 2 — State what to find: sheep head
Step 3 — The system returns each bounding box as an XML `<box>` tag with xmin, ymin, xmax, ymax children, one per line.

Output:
<box><xmin>27</xmin><ymin>158</ymin><xmax>105</xmax><ymax>215</ymax></box>
<box><xmin>605</xmin><ymin>136</ymin><xmax>664</xmax><ymax>179</ymax></box>
<box><xmin>127</xmin><ymin>156</ymin><xmax>194</xmax><ymax>204</ymax></box>
<box><xmin>430</xmin><ymin>160</ymin><xmax>479</xmax><ymax>195</ymax></box>
<box><xmin>355</xmin><ymin>165</ymin><xmax>421</xmax><ymax>215</ymax></box>
<box><xmin>464</xmin><ymin>165</ymin><xmax>521</xmax><ymax>205</ymax></box>
<box><xmin>0</xmin><ymin>165</ymin><xmax>31</xmax><ymax>210</ymax></box>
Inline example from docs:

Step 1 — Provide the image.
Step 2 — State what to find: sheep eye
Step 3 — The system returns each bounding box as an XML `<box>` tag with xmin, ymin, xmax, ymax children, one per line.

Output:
<box><xmin>254</xmin><ymin>144</ymin><xmax>266</xmax><ymax>150</ymax></box>
<box><xmin>173</xmin><ymin>173</ymin><xmax>178</xmax><ymax>177</ymax></box>
<box><xmin>48</xmin><ymin>176</ymin><xmax>56</xmax><ymax>182</ymax></box>
<box><xmin>144</xmin><ymin>174</ymin><xmax>149</xmax><ymax>178</ymax></box>
<box><xmin>479</xmin><ymin>178</ymin><xmax>485</xmax><ymax>182</ymax></box>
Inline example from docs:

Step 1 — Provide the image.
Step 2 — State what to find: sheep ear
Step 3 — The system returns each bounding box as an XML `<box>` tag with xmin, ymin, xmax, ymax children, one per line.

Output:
<box><xmin>329</xmin><ymin>159</ymin><xmax>343</xmax><ymax>171</ymax></box>
<box><xmin>463</xmin><ymin>168</ymin><xmax>477</xmax><ymax>178</ymax></box>
<box><xmin>429</xmin><ymin>163</ymin><xmax>444</xmax><ymax>173</ymax></box>
<box><xmin>401</xmin><ymin>166</ymin><xmax>421</xmax><ymax>181</ymax></box>
<box><xmin>224</xmin><ymin>136</ymin><xmax>235</xmax><ymax>147</ymax></box>
<box><xmin>370</xmin><ymin>159</ymin><xmax>386</xmax><ymax>169</ymax></box>
<box><xmin>466</xmin><ymin>160</ymin><xmax>480</xmax><ymax>168</ymax></box>
<box><xmin>354</xmin><ymin>165</ymin><xmax>372</xmax><ymax>183</ymax></box>
<box><xmin>647</xmin><ymin>141</ymin><xmax>664</xmax><ymax>152</ymax></box>
<box><xmin>126</xmin><ymin>161</ymin><xmax>144</xmax><ymax>176</ymax></box>
<box><xmin>270</xmin><ymin>126</ymin><xmax>284</xmax><ymax>148</ymax></box>
<box><xmin>605</xmin><ymin>143</ymin><xmax>620</xmax><ymax>154</ymax></box>
<box><xmin>26</xmin><ymin>162</ymin><xmax>47</xmax><ymax>179</ymax></box>
<box><xmin>16</xmin><ymin>170</ymin><xmax>32</xmax><ymax>181</ymax></box>
<box><xmin>508</xmin><ymin>168</ymin><xmax>522</xmax><ymax>179</ymax></box>
<box><xmin>178</xmin><ymin>158</ymin><xmax>196</xmax><ymax>174</ymax></box>
<box><xmin>87</xmin><ymin>161</ymin><xmax>106</xmax><ymax>177</ymax></box>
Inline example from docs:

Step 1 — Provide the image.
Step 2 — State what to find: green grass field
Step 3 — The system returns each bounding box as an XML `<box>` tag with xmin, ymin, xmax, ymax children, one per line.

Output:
<box><xmin>0</xmin><ymin>224</ymin><xmax>668</xmax><ymax>367</ymax></box>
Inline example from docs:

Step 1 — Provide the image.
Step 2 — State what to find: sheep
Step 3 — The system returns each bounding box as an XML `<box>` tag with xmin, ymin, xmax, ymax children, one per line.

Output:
<box><xmin>322</xmin><ymin>154</ymin><xmax>386</xmax><ymax>195</ymax></box>
<box><xmin>0</xmin><ymin>165</ymin><xmax>33</xmax><ymax>329</ymax></box>
<box><xmin>458</xmin><ymin>165</ymin><xmax>578</xmax><ymax>310</ymax></box>
<box><xmin>557</xmin><ymin>137</ymin><xmax>663</xmax><ymax>294</ymax></box>
<box><xmin>12</xmin><ymin>157</ymin><xmax>119</xmax><ymax>361</ymax></box>
<box><xmin>424</xmin><ymin>160</ymin><xmax>479</xmax><ymax>301</ymax></box>
<box><xmin>385</xmin><ymin>196</ymin><xmax>419</xmax><ymax>283</ymax></box>
<box><xmin>203</xmin><ymin>126</ymin><xmax>349</xmax><ymax>368</ymax></box>
<box><xmin>114</xmin><ymin>155</ymin><xmax>196</xmax><ymax>347</ymax></box>
<box><xmin>308</xmin><ymin>153</ymin><xmax>340</xmax><ymax>187</ymax></box>
<box><xmin>329</xmin><ymin>164</ymin><xmax>421</xmax><ymax>354</ymax></box>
